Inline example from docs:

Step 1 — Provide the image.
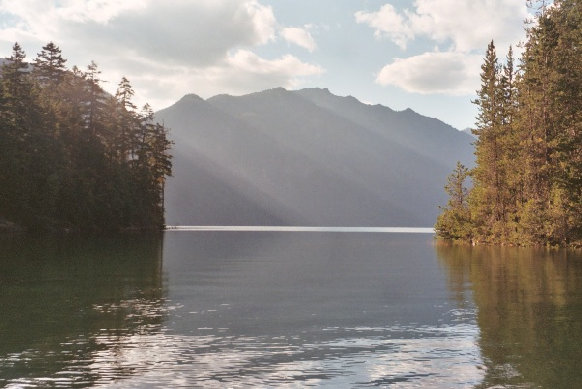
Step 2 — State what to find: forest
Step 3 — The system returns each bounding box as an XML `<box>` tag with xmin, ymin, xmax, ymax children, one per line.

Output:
<box><xmin>0</xmin><ymin>42</ymin><xmax>172</xmax><ymax>232</ymax></box>
<box><xmin>436</xmin><ymin>0</ymin><xmax>581</xmax><ymax>247</ymax></box>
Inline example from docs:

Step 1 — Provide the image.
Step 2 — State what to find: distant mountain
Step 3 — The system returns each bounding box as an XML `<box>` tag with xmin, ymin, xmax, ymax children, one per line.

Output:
<box><xmin>155</xmin><ymin>88</ymin><xmax>474</xmax><ymax>227</ymax></box>
<box><xmin>462</xmin><ymin>127</ymin><xmax>477</xmax><ymax>138</ymax></box>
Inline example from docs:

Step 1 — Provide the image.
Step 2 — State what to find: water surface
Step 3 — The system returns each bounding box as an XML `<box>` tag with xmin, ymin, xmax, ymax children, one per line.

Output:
<box><xmin>1</xmin><ymin>232</ymin><xmax>581</xmax><ymax>387</ymax></box>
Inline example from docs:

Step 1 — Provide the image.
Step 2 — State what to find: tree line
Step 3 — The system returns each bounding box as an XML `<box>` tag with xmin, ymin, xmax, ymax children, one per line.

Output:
<box><xmin>0</xmin><ymin>42</ymin><xmax>172</xmax><ymax>232</ymax></box>
<box><xmin>436</xmin><ymin>0</ymin><xmax>581</xmax><ymax>247</ymax></box>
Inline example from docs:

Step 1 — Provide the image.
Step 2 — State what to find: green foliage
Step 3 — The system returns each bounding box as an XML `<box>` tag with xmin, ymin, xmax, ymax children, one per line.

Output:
<box><xmin>436</xmin><ymin>0</ymin><xmax>581</xmax><ymax>247</ymax></box>
<box><xmin>435</xmin><ymin>162</ymin><xmax>472</xmax><ymax>241</ymax></box>
<box><xmin>0</xmin><ymin>42</ymin><xmax>172</xmax><ymax>232</ymax></box>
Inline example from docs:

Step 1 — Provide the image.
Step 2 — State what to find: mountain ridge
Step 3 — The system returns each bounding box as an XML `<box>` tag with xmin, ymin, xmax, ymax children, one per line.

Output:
<box><xmin>156</xmin><ymin>87</ymin><xmax>474</xmax><ymax>226</ymax></box>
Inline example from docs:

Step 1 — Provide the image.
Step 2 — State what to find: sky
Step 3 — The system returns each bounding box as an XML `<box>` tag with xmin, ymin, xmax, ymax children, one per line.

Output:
<box><xmin>0</xmin><ymin>0</ymin><xmax>530</xmax><ymax>130</ymax></box>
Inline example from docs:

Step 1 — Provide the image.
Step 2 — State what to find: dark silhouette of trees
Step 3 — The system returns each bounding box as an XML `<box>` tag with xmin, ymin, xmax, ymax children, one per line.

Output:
<box><xmin>0</xmin><ymin>42</ymin><xmax>172</xmax><ymax>232</ymax></box>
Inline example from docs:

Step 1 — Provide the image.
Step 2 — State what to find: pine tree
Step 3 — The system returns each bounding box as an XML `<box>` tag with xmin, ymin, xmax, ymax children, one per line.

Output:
<box><xmin>114</xmin><ymin>77</ymin><xmax>138</xmax><ymax>162</ymax></box>
<box><xmin>435</xmin><ymin>162</ymin><xmax>471</xmax><ymax>241</ymax></box>
<box><xmin>546</xmin><ymin>0</ymin><xmax>582</xmax><ymax>245</ymax></box>
<box><xmin>470</xmin><ymin>41</ymin><xmax>508</xmax><ymax>241</ymax></box>
<box><xmin>84</xmin><ymin>61</ymin><xmax>107</xmax><ymax>138</ymax></box>
<box><xmin>513</xmin><ymin>0</ymin><xmax>582</xmax><ymax>245</ymax></box>
<box><xmin>436</xmin><ymin>0</ymin><xmax>581</xmax><ymax>247</ymax></box>
<box><xmin>34</xmin><ymin>41</ymin><xmax>67</xmax><ymax>85</ymax></box>
<box><xmin>0</xmin><ymin>42</ymin><xmax>173</xmax><ymax>232</ymax></box>
<box><xmin>2</xmin><ymin>43</ymin><xmax>32</xmax><ymax>129</ymax></box>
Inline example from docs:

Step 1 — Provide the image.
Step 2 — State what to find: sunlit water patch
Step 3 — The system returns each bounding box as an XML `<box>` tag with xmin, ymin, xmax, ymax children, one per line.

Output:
<box><xmin>2</xmin><ymin>313</ymin><xmax>483</xmax><ymax>388</ymax></box>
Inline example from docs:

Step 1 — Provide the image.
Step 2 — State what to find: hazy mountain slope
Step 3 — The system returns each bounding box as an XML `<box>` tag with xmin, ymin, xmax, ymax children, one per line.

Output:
<box><xmin>294</xmin><ymin>88</ymin><xmax>475</xmax><ymax>168</ymax></box>
<box><xmin>156</xmin><ymin>88</ymin><xmax>475</xmax><ymax>226</ymax></box>
<box><xmin>463</xmin><ymin>128</ymin><xmax>477</xmax><ymax>138</ymax></box>
<box><xmin>156</xmin><ymin>95</ymin><xmax>293</xmax><ymax>225</ymax></box>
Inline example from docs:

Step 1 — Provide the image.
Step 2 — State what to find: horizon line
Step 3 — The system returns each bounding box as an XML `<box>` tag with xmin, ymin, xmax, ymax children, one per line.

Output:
<box><xmin>165</xmin><ymin>226</ymin><xmax>435</xmax><ymax>233</ymax></box>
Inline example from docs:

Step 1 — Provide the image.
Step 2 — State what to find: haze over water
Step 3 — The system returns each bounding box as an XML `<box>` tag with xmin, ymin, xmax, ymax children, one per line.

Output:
<box><xmin>1</xmin><ymin>231</ymin><xmax>581</xmax><ymax>387</ymax></box>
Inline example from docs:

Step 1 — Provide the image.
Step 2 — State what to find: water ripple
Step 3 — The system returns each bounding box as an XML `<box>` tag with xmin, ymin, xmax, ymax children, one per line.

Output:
<box><xmin>1</xmin><ymin>315</ymin><xmax>484</xmax><ymax>388</ymax></box>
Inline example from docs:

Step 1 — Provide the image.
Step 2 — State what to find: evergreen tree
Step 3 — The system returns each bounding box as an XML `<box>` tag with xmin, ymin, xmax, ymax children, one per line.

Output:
<box><xmin>0</xmin><ymin>42</ymin><xmax>173</xmax><ymax>232</ymax></box>
<box><xmin>34</xmin><ymin>41</ymin><xmax>67</xmax><ymax>85</ymax></box>
<box><xmin>2</xmin><ymin>43</ymin><xmax>32</xmax><ymax>129</ymax></box>
<box><xmin>470</xmin><ymin>40</ymin><xmax>510</xmax><ymax>241</ymax></box>
<box><xmin>435</xmin><ymin>162</ymin><xmax>471</xmax><ymax>241</ymax></box>
<box><xmin>84</xmin><ymin>61</ymin><xmax>107</xmax><ymax>137</ymax></box>
<box><xmin>437</xmin><ymin>0</ymin><xmax>581</xmax><ymax>247</ymax></box>
<box><xmin>114</xmin><ymin>76</ymin><xmax>139</xmax><ymax>162</ymax></box>
<box><xmin>546</xmin><ymin>0</ymin><xmax>582</xmax><ymax>244</ymax></box>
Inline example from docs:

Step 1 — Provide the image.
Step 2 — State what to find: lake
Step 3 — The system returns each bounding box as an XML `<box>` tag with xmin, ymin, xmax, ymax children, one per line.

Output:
<box><xmin>1</xmin><ymin>231</ymin><xmax>581</xmax><ymax>388</ymax></box>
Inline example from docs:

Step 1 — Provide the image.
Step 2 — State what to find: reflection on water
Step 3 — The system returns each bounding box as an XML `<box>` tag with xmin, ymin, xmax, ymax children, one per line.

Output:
<box><xmin>0</xmin><ymin>234</ymin><xmax>165</xmax><ymax>388</ymax></box>
<box><xmin>155</xmin><ymin>232</ymin><xmax>484</xmax><ymax>387</ymax></box>
<box><xmin>1</xmin><ymin>232</ymin><xmax>485</xmax><ymax>387</ymax></box>
<box><xmin>78</xmin><ymin>323</ymin><xmax>480</xmax><ymax>388</ymax></box>
<box><xmin>437</xmin><ymin>243</ymin><xmax>582</xmax><ymax>388</ymax></box>
<box><xmin>3</xmin><ymin>232</ymin><xmax>580</xmax><ymax>387</ymax></box>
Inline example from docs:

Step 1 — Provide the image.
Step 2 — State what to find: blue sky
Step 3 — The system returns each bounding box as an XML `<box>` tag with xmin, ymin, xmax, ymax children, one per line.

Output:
<box><xmin>0</xmin><ymin>0</ymin><xmax>528</xmax><ymax>129</ymax></box>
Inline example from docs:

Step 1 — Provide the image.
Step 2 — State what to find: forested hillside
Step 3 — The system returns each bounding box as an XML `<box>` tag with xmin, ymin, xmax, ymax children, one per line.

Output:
<box><xmin>0</xmin><ymin>42</ymin><xmax>172</xmax><ymax>232</ymax></box>
<box><xmin>436</xmin><ymin>0</ymin><xmax>581</xmax><ymax>247</ymax></box>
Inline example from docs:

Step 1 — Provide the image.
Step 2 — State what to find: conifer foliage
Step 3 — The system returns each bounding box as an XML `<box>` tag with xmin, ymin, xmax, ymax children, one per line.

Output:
<box><xmin>436</xmin><ymin>0</ymin><xmax>581</xmax><ymax>247</ymax></box>
<box><xmin>0</xmin><ymin>42</ymin><xmax>172</xmax><ymax>232</ymax></box>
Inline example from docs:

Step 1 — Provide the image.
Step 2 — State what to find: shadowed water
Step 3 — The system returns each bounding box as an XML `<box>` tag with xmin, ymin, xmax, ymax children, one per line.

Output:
<box><xmin>1</xmin><ymin>232</ymin><xmax>581</xmax><ymax>387</ymax></box>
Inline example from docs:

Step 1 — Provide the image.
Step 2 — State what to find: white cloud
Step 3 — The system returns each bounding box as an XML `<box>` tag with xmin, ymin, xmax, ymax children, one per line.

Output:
<box><xmin>357</xmin><ymin>0</ymin><xmax>527</xmax><ymax>95</ymax></box>
<box><xmin>91</xmin><ymin>49</ymin><xmax>324</xmax><ymax>110</ymax></box>
<box><xmin>204</xmin><ymin>49</ymin><xmax>324</xmax><ymax>95</ymax></box>
<box><xmin>0</xmin><ymin>0</ymin><xmax>147</xmax><ymax>38</ymax></box>
<box><xmin>281</xmin><ymin>26</ymin><xmax>317</xmax><ymax>52</ymax></box>
<box><xmin>227</xmin><ymin>49</ymin><xmax>321</xmax><ymax>75</ymax></box>
<box><xmin>0</xmin><ymin>0</ymin><xmax>278</xmax><ymax>66</ymax></box>
<box><xmin>411</xmin><ymin>0</ymin><xmax>527</xmax><ymax>52</ymax></box>
<box><xmin>54</xmin><ymin>0</ymin><xmax>147</xmax><ymax>24</ymax></box>
<box><xmin>356</xmin><ymin>0</ymin><xmax>527</xmax><ymax>53</ymax></box>
<box><xmin>0</xmin><ymin>0</ymin><xmax>324</xmax><ymax>109</ymax></box>
<box><xmin>355</xmin><ymin>4</ymin><xmax>412</xmax><ymax>49</ymax></box>
<box><xmin>376</xmin><ymin>52</ymin><xmax>482</xmax><ymax>95</ymax></box>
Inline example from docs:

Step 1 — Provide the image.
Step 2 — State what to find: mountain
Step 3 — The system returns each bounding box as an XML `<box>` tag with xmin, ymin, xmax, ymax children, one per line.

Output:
<box><xmin>462</xmin><ymin>127</ymin><xmax>477</xmax><ymax>138</ymax></box>
<box><xmin>155</xmin><ymin>88</ymin><xmax>474</xmax><ymax>227</ymax></box>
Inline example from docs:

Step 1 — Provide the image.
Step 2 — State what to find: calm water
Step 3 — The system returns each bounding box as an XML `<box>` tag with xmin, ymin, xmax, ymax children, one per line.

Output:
<box><xmin>1</xmin><ymin>231</ymin><xmax>581</xmax><ymax>388</ymax></box>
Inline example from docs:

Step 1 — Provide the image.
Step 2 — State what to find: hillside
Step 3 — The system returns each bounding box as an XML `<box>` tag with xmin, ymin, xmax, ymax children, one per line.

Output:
<box><xmin>156</xmin><ymin>88</ymin><xmax>474</xmax><ymax>227</ymax></box>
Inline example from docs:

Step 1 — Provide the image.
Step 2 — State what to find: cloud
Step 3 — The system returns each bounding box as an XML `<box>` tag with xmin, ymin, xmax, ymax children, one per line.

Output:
<box><xmin>98</xmin><ymin>49</ymin><xmax>323</xmax><ymax>110</ymax></box>
<box><xmin>411</xmin><ymin>0</ymin><xmax>527</xmax><ymax>52</ymax></box>
<box><xmin>280</xmin><ymin>26</ymin><xmax>317</xmax><ymax>52</ymax></box>
<box><xmin>0</xmin><ymin>0</ymin><xmax>323</xmax><ymax>109</ymax></box>
<box><xmin>0</xmin><ymin>0</ymin><xmax>278</xmax><ymax>66</ymax></box>
<box><xmin>227</xmin><ymin>49</ymin><xmax>321</xmax><ymax>76</ymax></box>
<box><xmin>355</xmin><ymin>4</ymin><xmax>413</xmax><ymax>49</ymax></box>
<box><xmin>376</xmin><ymin>52</ymin><xmax>482</xmax><ymax>95</ymax></box>
<box><xmin>0</xmin><ymin>0</ymin><xmax>147</xmax><ymax>38</ymax></box>
<box><xmin>357</xmin><ymin>0</ymin><xmax>527</xmax><ymax>95</ymax></box>
<box><xmin>356</xmin><ymin>0</ymin><xmax>527</xmax><ymax>53</ymax></box>
<box><xmin>54</xmin><ymin>0</ymin><xmax>147</xmax><ymax>24</ymax></box>
<box><xmin>205</xmin><ymin>49</ymin><xmax>323</xmax><ymax>94</ymax></box>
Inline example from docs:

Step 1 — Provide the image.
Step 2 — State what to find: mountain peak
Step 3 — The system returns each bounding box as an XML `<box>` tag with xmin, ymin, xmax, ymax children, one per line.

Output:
<box><xmin>156</xmin><ymin>86</ymin><xmax>474</xmax><ymax>227</ymax></box>
<box><xmin>298</xmin><ymin>87</ymin><xmax>331</xmax><ymax>94</ymax></box>
<box><xmin>175</xmin><ymin>94</ymin><xmax>204</xmax><ymax>106</ymax></box>
<box><xmin>261</xmin><ymin>87</ymin><xmax>289</xmax><ymax>95</ymax></box>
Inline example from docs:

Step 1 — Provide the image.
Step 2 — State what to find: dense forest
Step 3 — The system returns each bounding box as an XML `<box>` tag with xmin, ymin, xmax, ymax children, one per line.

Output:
<box><xmin>436</xmin><ymin>0</ymin><xmax>581</xmax><ymax>247</ymax></box>
<box><xmin>0</xmin><ymin>42</ymin><xmax>172</xmax><ymax>232</ymax></box>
